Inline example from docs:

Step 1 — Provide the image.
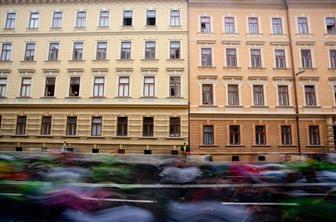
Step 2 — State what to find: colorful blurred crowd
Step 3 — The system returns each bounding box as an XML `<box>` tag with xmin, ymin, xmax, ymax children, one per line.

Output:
<box><xmin>0</xmin><ymin>152</ymin><xmax>336</xmax><ymax>221</ymax></box>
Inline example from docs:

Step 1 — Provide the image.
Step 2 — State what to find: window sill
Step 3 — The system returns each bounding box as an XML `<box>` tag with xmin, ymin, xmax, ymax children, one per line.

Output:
<box><xmin>223</xmin><ymin>66</ymin><xmax>241</xmax><ymax>69</ymax></box>
<box><xmin>97</xmin><ymin>26</ymin><xmax>109</xmax><ymax>29</ymax></box>
<box><xmin>306</xmin><ymin>145</ymin><xmax>325</xmax><ymax>148</ymax></box>
<box><xmin>117</xmin><ymin>59</ymin><xmax>134</xmax><ymax>62</ymax></box>
<box><xmin>251</xmin><ymin>105</ymin><xmax>269</xmax><ymax>108</ymax></box>
<box><xmin>11</xmin><ymin>135</ymin><xmax>28</xmax><ymax>137</ymax></box>
<box><xmin>68</xmin><ymin>60</ymin><xmax>85</xmax><ymax>62</ymax></box>
<box><xmin>296</xmin><ymin>33</ymin><xmax>313</xmax><ymax>36</ymax></box>
<box><xmin>73</xmin><ymin>27</ymin><xmax>87</xmax><ymax>29</ymax></box>
<box><xmin>113</xmin><ymin>136</ymin><xmax>130</xmax><ymax>139</ymax></box>
<box><xmin>121</xmin><ymin>25</ymin><xmax>134</xmax><ymax>28</ymax></box>
<box><xmin>36</xmin><ymin>135</ymin><xmax>53</xmax><ymax>138</ymax></box>
<box><xmin>166</xmin><ymin>59</ymin><xmax>184</xmax><ymax>62</ymax></box>
<box><xmin>166</xmin><ymin>137</ymin><xmax>184</xmax><ymax>140</ymax></box>
<box><xmin>200</xmin><ymin>144</ymin><xmax>218</xmax><ymax>147</ymax></box>
<box><xmin>328</xmin><ymin>68</ymin><xmax>336</xmax><ymax>71</ymax></box>
<box><xmin>92</xmin><ymin>59</ymin><xmax>109</xmax><ymax>62</ymax></box>
<box><xmin>169</xmin><ymin>25</ymin><xmax>182</xmax><ymax>28</ymax></box>
<box><xmin>16</xmin><ymin>96</ymin><xmax>31</xmax><ymax>99</ymax></box>
<box><xmin>41</xmin><ymin>96</ymin><xmax>56</xmax><ymax>99</ymax></box>
<box><xmin>140</xmin><ymin>96</ymin><xmax>157</xmax><ymax>99</ymax></box>
<box><xmin>225</xmin><ymin>105</ymin><xmax>243</xmax><ymax>108</ymax></box>
<box><xmin>141</xmin><ymin>59</ymin><xmax>159</xmax><ymax>62</ymax></box>
<box><xmin>2</xmin><ymin>28</ymin><xmax>15</xmax><ymax>31</ymax></box>
<box><xmin>226</xmin><ymin>145</ymin><xmax>245</xmax><ymax>148</ymax></box>
<box><xmin>299</xmin><ymin>67</ymin><xmax>317</xmax><ymax>71</ymax></box>
<box><xmin>248</xmin><ymin>67</ymin><xmax>266</xmax><ymax>70</ymax></box>
<box><xmin>0</xmin><ymin>96</ymin><xmax>7</xmax><ymax>99</ymax></box>
<box><xmin>26</xmin><ymin>28</ymin><xmax>39</xmax><ymax>31</ymax></box>
<box><xmin>139</xmin><ymin>137</ymin><xmax>157</xmax><ymax>139</ymax></box>
<box><xmin>303</xmin><ymin>106</ymin><xmax>321</xmax><ymax>108</ymax></box>
<box><xmin>0</xmin><ymin>60</ymin><xmax>12</xmax><ymax>63</ymax></box>
<box><xmin>88</xmin><ymin>136</ymin><xmax>104</xmax><ymax>138</ymax></box>
<box><xmin>276</xmin><ymin>105</ymin><xmax>294</xmax><ymax>108</ymax></box>
<box><xmin>90</xmin><ymin>96</ymin><xmax>106</xmax><ymax>99</ymax></box>
<box><xmin>167</xmin><ymin>96</ymin><xmax>184</xmax><ymax>99</ymax></box>
<box><xmin>44</xmin><ymin>60</ymin><xmax>61</xmax><ymax>63</ymax></box>
<box><xmin>278</xmin><ymin>144</ymin><xmax>297</xmax><ymax>147</ymax></box>
<box><xmin>50</xmin><ymin>27</ymin><xmax>62</xmax><ymax>30</ymax></box>
<box><xmin>65</xmin><ymin>96</ymin><xmax>81</xmax><ymax>99</ymax></box>
<box><xmin>115</xmin><ymin>96</ymin><xmax>131</xmax><ymax>99</ymax></box>
<box><xmin>198</xmin><ymin>66</ymin><xmax>216</xmax><ymax>69</ymax></box>
<box><xmin>269</xmin><ymin>34</ymin><xmax>287</xmax><ymax>37</ymax></box>
<box><xmin>197</xmin><ymin>32</ymin><xmax>215</xmax><ymax>35</ymax></box>
<box><xmin>199</xmin><ymin>105</ymin><xmax>218</xmax><ymax>108</ymax></box>
<box><xmin>144</xmin><ymin>25</ymin><xmax>158</xmax><ymax>28</ymax></box>
<box><xmin>64</xmin><ymin>136</ymin><xmax>80</xmax><ymax>138</ymax></box>
<box><xmin>20</xmin><ymin>60</ymin><xmax>36</xmax><ymax>63</ymax></box>
<box><xmin>246</xmin><ymin>33</ymin><xmax>264</xmax><ymax>36</ymax></box>
<box><xmin>222</xmin><ymin>32</ymin><xmax>239</xmax><ymax>35</ymax></box>
<box><xmin>324</xmin><ymin>33</ymin><xmax>336</xmax><ymax>36</ymax></box>
<box><xmin>273</xmin><ymin>67</ymin><xmax>290</xmax><ymax>71</ymax></box>
<box><xmin>252</xmin><ymin>145</ymin><xmax>271</xmax><ymax>147</ymax></box>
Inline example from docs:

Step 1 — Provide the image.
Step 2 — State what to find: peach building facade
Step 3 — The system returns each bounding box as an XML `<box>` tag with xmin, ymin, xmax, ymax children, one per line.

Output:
<box><xmin>0</xmin><ymin>0</ymin><xmax>188</xmax><ymax>154</ymax></box>
<box><xmin>189</xmin><ymin>0</ymin><xmax>336</xmax><ymax>161</ymax></box>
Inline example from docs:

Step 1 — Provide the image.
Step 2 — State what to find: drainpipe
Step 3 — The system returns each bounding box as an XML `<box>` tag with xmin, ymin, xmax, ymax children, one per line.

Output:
<box><xmin>187</xmin><ymin>0</ymin><xmax>191</xmax><ymax>150</ymax></box>
<box><xmin>281</xmin><ymin>0</ymin><xmax>302</xmax><ymax>155</ymax></box>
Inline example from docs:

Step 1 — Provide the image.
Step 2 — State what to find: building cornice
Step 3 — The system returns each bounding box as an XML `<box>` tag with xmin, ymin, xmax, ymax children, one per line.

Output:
<box><xmin>0</xmin><ymin>0</ymin><xmax>186</xmax><ymax>5</ymax></box>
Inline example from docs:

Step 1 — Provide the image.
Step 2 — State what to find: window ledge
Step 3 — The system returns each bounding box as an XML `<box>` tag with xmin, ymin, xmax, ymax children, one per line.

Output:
<box><xmin>139</xmin><ymin>137</ymin><xmax>158</xmax><ymax>139</ymax></box>
<box><xmin>225</xmin><ymin>105</ymin><xmax>243</xmax><ymax>108</ymax></box>
<box><xmin>198</xmin><ymin>66</ymin><xmax>216</xmax><ymax>69</ymax></box>
<box><xmin>328</xmin><ymin>68</ymin><xmax>336</xmax><ymax>71</ymax></box>
<box><xmin>246</xmin><ymin>33</ymin><xmax>264</xmax><ymax>36</ymax></box>
<box><xmin>65</xmin><ymin>96</ymin><xmax>81</xmax><ymax>99</ymax></box>
<box><xmin>44</xmin><ymin>60</ymin><xmax>61</xmax><ymax>63</ymax></box>
<box><xmin>92</xmin><ymin>59</ymin><xmax>109</xmax><ymax>62</ymax></box>
<box><xmin>97</xmin><ymin>26</ymin><xmax>109</xmax><ymax>29</ymax></box>
<box><xmin>68</xmin><ymin>60</ymin><xmax>85</xmax><ymax>62</ymax></box>
<box><xmin>303</xmin><ymin>106</ymin><xmax>321</xmax><ymax>108</ymax></box>
<box><xmin>121</xmin><ymin>25</ymin><xmax>134</xmax><ymax>28</ymax></box>
<box><xmin>40</xmin><ymin>96</ymin><xmax>56</xmax><ymax>99</ymax></box>
<box><xmin>140</xmin><ymin>96</ymin><xmax>158</xmax><ymax>99</ymax></box>
<box><xmin>306</xmin><ymin>145</ymin><xmax>325</xmax><ymax>148</ymax></box>
<box><xmin>296</xmin><ymin>33</ymin><xmax>313</xmax><ymax>36</ymax></box>
<box><xmin>50</xmin><ymin>27</ymin><xmax>62</xmax><ymax>30</ymax></box>
<box><xmin>276</xmin><ymin>105</ymin><xmax>294</xmax><ymax>108</ymax></box>
<box><xmin>16</xmin><ymin>96</ymin><xmax>31</xmax><ymax>99</ymax></box>
<box><xmin>269</xmin><ymin>34</ymin><xmax>287</xmax><ymax>37</ymax></box>
<box><xmin>90</xmin><ymin>96</ymin><xmax>106</xmax><ymax>99</ymax></box>
<box><xmin>166</xmin><ymin>59</ymin><xmax>184</xmax><ymax>62</ymax></box>
<box><xmin>167</xmin><ymin>96</ymin><xmax>184</xmax><ymax>99</ymax></box>
<box><xmin>199</xmin><ymin>105</ymin><xmax>218</xmax><ymax>107</ymax></box>
<box><xmin>113</xmin><ymin>136</ymin><xmax>130</xmax><ymax>139</ymax></box>
<box><xmin>251</xmin><ymin>105</ymin><xmax>269</xmax><ymax>108</ymax></box>
<box><xmin>223</xmin><ymin>66</ymin><xmax>241</xmax><ymax>69</ymax></box>
<box><xmin>252</xmin><ymin>145</ymin><xmax>271</xmax><ymax>147</ymax></box>
<box><xmin>11</xmin><ymin>135</ymin><xmax>28</xmax><ymax>137</ymax></box>
<box><xmin>197</xmin><ymin>32</ymin><xmax>215</xmax><ymax>35</ymax></box>
<box><xmin>278</xmin><ymin>144</ymin><xmax>297</xmax><ymax>147</ymax></box>
<box><xmin>324</xmin><ymin>33</ymin><xmax>336</xmax><ymax>36</ymax></box>
<box><xmin>226</xmin><ymin>145</ymin><xmax>245</xmax><ymax>148</ymax></box>
<box><xmin>0</xmin><ymin>96</ymin><xmax>7</xmax><ymax>99</ymax></box>
<box><xmin>115</xmin><ymin>96</ymin><xmax>131</xmax><ymax>99</ymax></box>
<box><xmin>117</xmin><ymin>59</ymin><xmax>134</xmax><ymax>62</ymax></box>
<box><xmin>26</xmin><ymin>28</ymin><xmax>39</xmax><ymax>31</ymax></box>
<box><xmin>200</xmin><ymin>144</ymin><xmax>218</xmax><ymax>147</ymax></box>
<box><xmin>64</xmin><ymin>135</ymin><xmax>80</xmax><ymax>138</ymax></box>
<box><xmin>141</xmin><ymin>59</ymin><xmax>159</xmax><ymax>61</ymax></box>
<box><xmin>248</xmin><ymin>67</ymin><xmax>266</xmax><ymax>70</ymax></box>
<box><xmin>88</xmin><ymin>136</ymin><xmax>103</xmax><ymax>138</ymax></box>
<box><xmin>144</xmin><ymin>25</ymin><xmax>158</xmax><ymax>28</ymax></box>
<box><xmin>0</xmin><ymin>60</ymin><xmax>12</xmax><ymax>63</ymax></box>
<box><xmin>166</xmin><ymin>137</ymin><xmax>184</xmax><ymax>140</ymax></box>
<box><xmin>2</xmin><ymin>28</ymin><xmax>15</xmax><ymax>31</ymax></box>
<box><xmin>299</xmin><ymin>67</ymin><xmax>317</xmax><ymax>71</ymax></box>
<box><xmin>222</xmin><ymin>32</ymin><xmax>239</xmax><ymax>35</ymax></box>
<box><xmin>36</xmin><ymin>135</ymin><xmax>53</xmax><ymax>138</ymax></box>
<box><xmin>73</xmin><ymin>27</ymin><xmax>87</xmax><ymax>29</ymax></box>
<box><xmin>273</xmin><ymin>67</ymin><xmax>290</xmax><ymax>71</ymax></box>
<box><xmin>20</xmin><ymin>60</ymin><xmax>36</xmax><ymax>63</ymax></box>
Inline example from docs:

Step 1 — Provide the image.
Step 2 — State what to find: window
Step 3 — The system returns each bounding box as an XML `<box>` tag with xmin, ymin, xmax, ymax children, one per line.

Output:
<box><xmin>275</xmin><ymin>49</ymin><xmax>286</xmax><ymax>68</ymax></box>
<box><xmin>228</xmin><ymin>84</ymin><xmax>239</xmax><ymax>106</ymax></box>
<box><xmin>118</xmin><ymin>77</ymin><xmax>130</xmax><ymax>97</ymax></box>
<box><xmin>170</xmin><ymin>10</ymin><xmax>180</xmax><ymax>26</ymax></box>
<box><xmin>93</xmin><ymin>77</ymin><xmax>104</xmax><ymax>97</ymax></box>
<box><xmin>76</xmin><ymin>11</ymin><xmax>86</xmax><ymax>28</ymax></box>
<box><xmin>24</xmin><ymin>43</ymin><xmax>35</xmax><ymax>61</ymax></box>
<box><xmin>255</xmin><ymin>125</ymin><xmax>266</xmax><ymax>145</ymax></box>
<box><xmin>272</xmin><ymin>18</ymin><xmax>283</xmax><ymax>34</ymax></box>
<box><xmin>144</xmin><ymin>76</ymin><xmax>155</xmax><ymax>97</ymax></box>
<box><xmin>44</xmin><ymin>77</ymin><xmax>55</xmax><ymax>97</ymax></box>
<box><xmin>48</xmin><ymin>43</ymin><xmax>59</xmax><ymax>61</ymax></box>
<box><xmin>278</xmin><ymin>85</ymin><xmax>289</xmax><ymax>106</ymax></box>
<box><xmin>91</xmin><ymin>117</ymin><xmax>102</xmax><ymax>136</ymax></box>
<box><xmin>5</xmin><ymin>12</ymin><xmax>16</xmax><ymax>29</ymax></box>
<box><xmin>301</xmin><ymin>49</ymin><xmax>312</xmax><ymax>68</ymax></box>
<box><xmin>330</xmin><ymin>49</ymin><xmax>336</xmax><ymax>68</ymax></box>
<box><xmin>305</xmin><ymin>85</ymin><xmax>316</xmax><ymax>106</ymax></box>
<box><xmin>29</xmin><ymin>12</ymin><xmax>39</xmax><ymax>28</ymax></box>
<box><xmin>41</xmin><ymin>116</ymin><xmax>52</xmax><ymax>135</ymax></box>
<box><xmin>96</xmin><ymin>42</ymin><xmax>107</xmax><ymax>60</ymax></box>
<box><xmin>226</xmin><ymin>48</ymin><xmax>237</xmax><ymax>67</ymax></box>
<box><xmin>169</xmin><ymin>117</ymin><xmax>180</xmax><ymax>137</ymax></box>
<box><xmin>99</xmin><ymin>10</ymin><xmax>109</xmax><ymax>27</ymax></box>
<box><xmin>0</xmin><ymin>78</ymin><xmax>7</xmax><ymax>97</ymax></box>
<box><xmin>143</xmin><ymin>117</ymin><xmax>154</xmax><ymax>137</ymax></box>
<box><xmin>253</xmin><ymin>85</ymin><xmax>264</xmax><ymax>106</ymax></box>
<box><xmin>169</xmin><ymin>76</ymin><xmax>181</xmax><ymax>97</ymax></box>
<box><xmin>123</xmin><ymin>10</ymin><xmax>133</xmax><ymax>26</ymax></box>
<box><xmin>202</xmin><ymin>84</ymin><xmax>213</xmax><ymax>105</ymax></box>
<box><xmin>281</xmin><ymin>126</ymin><xmax>292</xmax><ymax>145</ymax></box>
<box><xmin>224</xmin><ymin>17</ymin><xmax>235</xmax><ymax>33</ymax></box>
<box><xmin>120</xmin><ymin>42</ymin><xmax>131</xmax><ymax>59</ymax></box>
<box><xmin>229</xmin><ymin>125</ymin><xmax>240</xmax><ymax>145</ymax></box>
<box><xmin>20</xmin><ymin>77</ymin><xmax>31</xmax><ymax>97</ymax></box>
<box><xmin>200</xmin><ymin>16</ymin><xmax>211</xmax><ymax>32</ymax></box>
<box><xmin>145</xmin><ymin>41</ymin><xmax>156</xmax><ymax>59</ymax></box>
<box><xmin>117</xmin><ymin>117</ymin><xmax>128</xmax><ymax>136</ymax></box>
<box><xmin>248</xmin><ymin>17</ymin><xmax>259</xmax><ymax>34</ymax></box>
<box><xmin>170</xmin><ymin>41</ymin><xmax>181</xmax><ymax>59</ymax></box>
<box><xmin>66</xmin><ymin>116</ymin><xmax>77</xmax><ymax>136</ymax></box>
<box><xmin>251</xmin><ymin>49</ymin><xmax>262</xmax><ymax>67</ymax></box>
<box><xmin>16</xmin><ymin>116</ymin><xmax>27</xmax><ymax>135</ymax></box>
<box><xmin>309</xmin><ymin>125</ymin><xmax>320</xmax><ymax>145</ymax></box>
<box><xmin>326</xmin><ymin>17</ymin><xmax>336</xmax><ymax>34</ymax></box>
<box><xmin>298</xmin><ymin>17</ymin><xmax>308</xmax><ymax>34</ymax></box>
<box><xmin>203</xmin><ymin>125</ymin><xmax>214</xmax><ymax>145</ymax></box>
<box><xmin>1</xmin><ymin>43</ymin><xmax>11</xmax><ymax>61</ymax></box>
<box><xmin>52</xmin><ymin>12</ymin><xmax>62</xmax><ymax>28</ymax></box>
<box><xmin>146</xmin><ymin>10</ymin><xmax>156</xmax><ymax>26</ymax></box>
<box><xmin>72</xmin><ymin>42</ymin><xmax>83</xmax><ymax>60</ymax></box>
<box><xmin>69</xmin><ymin>77</ymin><xmax>80</xmax><ymax>97</ymax></box>
<box><xmin>201</xmin><ymin>48</ymin><xmax>212</xmax><ymax>66</ymax></box>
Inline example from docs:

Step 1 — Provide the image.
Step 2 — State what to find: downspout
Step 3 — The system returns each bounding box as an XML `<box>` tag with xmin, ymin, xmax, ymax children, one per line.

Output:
<box><xmin>281</xmin><ymin>0</ymin><xmax>302</xmax><ymax>155</ymax></box>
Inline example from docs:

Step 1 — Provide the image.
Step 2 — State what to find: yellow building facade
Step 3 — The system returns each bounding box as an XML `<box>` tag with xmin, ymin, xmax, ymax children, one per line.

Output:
<box><xmin>0</xmin><ymin>0</ymin><xmax>188</xmax><ymax>154</ymax></box>
<box><xmin>189</xmin><ymin>0</ymin><xmax>336</xmax><ymax>161</ymax></box>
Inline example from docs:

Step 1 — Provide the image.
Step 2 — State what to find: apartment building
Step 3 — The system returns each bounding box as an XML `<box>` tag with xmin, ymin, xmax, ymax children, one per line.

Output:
<box><xmin>189</xmin><ymin>0</ymin><xmax>336</xmax><ymax>161</ymax></box>
<box><xmin>0</xmin><ymin>0</ymin><xmax>188</xmax><ymax>154</ymax></box>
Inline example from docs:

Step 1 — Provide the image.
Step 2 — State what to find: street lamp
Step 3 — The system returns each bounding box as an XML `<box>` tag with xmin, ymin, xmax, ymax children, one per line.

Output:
<box><xmin>296</xmin><ymin>70</ymin><xmax>305</xmax><ymax>76</ymax></box>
